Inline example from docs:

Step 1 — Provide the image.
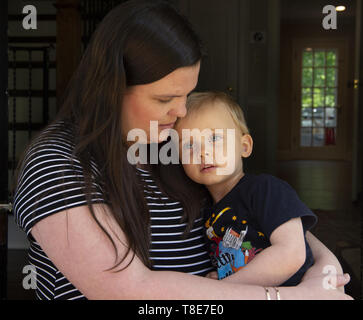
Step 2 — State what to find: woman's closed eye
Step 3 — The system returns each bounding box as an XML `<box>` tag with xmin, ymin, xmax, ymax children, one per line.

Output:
<box><xmin>157</xmin><ymin>98</ymin><xmax>173</xmax><ymax>104</ymax></box>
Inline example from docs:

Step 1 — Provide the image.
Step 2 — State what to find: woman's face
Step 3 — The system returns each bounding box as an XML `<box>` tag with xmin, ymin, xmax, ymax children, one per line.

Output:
<box><xmin>121</xmin><ymin>62</ymin><xmax>200</xmax><ymax>143</ymax></box>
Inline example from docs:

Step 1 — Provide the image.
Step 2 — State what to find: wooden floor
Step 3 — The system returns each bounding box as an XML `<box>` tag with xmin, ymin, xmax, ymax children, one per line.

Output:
<box><xmin>5</xmin><ymin>160</ymin><xmax>361</xmax><ymax>300</ymax></box>
<box><xmin>277</xmin><ymin>160</ymin><xmax>357</xmax><ymax>211</ymax></box>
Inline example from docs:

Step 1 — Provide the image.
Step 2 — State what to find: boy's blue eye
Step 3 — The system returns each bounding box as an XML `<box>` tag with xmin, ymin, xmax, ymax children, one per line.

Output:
<box><xmin>183</xmin><ymin>142</ymin><xmax>194</xmax><ymax>150</ymax></box>
<box><xmin>210</xmin><ymin>134</ymin><xmax>222</xmax><ymax>142</ymax></box>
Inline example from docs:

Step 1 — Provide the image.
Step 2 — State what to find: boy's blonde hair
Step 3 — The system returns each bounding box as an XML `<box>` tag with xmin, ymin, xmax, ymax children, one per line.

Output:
<box><xmin>185</xmin><ymin>91</ymin><xmax>250</xmax><ymax>135</ymax></box>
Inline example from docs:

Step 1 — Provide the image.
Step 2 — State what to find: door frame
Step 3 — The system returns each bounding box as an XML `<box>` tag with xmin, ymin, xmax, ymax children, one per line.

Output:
<box><xmin>352</xmin><ymin>0</ymin><xmax>362</xmax><ymax>202</ymax></box>
<box><xmin>290</xmin><ymin>37</ymin><xmax>351</xmax><ymax>160</ymax></box>
<box><xmin>0</xmin><ymin>0</ymin><xmax>8</xmax><ymax>300</ymax></box>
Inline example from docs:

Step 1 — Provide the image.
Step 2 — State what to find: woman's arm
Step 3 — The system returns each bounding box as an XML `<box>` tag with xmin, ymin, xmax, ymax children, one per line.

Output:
<box><xmin>31</xmin><ymin>203</ymin><xmax>266</xmax><ymax>299</ymax></box>
<box><xmin>31</xmin><ymin>204</ymin><xmax>352</xmax><ymax>300</ymax></box>
<box><xmin>302</xmin><ymin>231</ymin><xmax>349</xmax><ymax>291</ymax></box>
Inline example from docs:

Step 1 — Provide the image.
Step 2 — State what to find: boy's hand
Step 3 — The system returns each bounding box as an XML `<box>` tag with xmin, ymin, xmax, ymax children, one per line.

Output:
<box><xmin>206</xmin><ymin>271</ymin><xmax>218</xmax><ymax>280</ymax></box>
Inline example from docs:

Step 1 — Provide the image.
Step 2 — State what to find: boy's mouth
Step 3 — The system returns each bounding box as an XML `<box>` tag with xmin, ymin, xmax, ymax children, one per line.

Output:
<box><xmin>200</xmin><ymin>164</ymin><xmax>217</xmax><ymax>172</ymax></box>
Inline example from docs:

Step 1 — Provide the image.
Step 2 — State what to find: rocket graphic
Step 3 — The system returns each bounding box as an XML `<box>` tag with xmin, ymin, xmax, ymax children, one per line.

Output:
<box><xmin>244</xmin><ymin>249</ymin><xmax>249</xmax><ymax>265</ymax></box>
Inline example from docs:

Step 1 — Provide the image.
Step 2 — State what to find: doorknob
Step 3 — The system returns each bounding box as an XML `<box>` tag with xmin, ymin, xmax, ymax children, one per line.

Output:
<box><xmin>0</xmin><ymin>203</ymin><xmax>10</xmax><ymax>248</ymax></box>
<box><xmin>353</xmin><ymin>79</ymin><xmax>359</xmax><ymax>89</ymax></box>
<box><xmin>347</xmin><ymin>79</ymin><xmax>360</xmax><ymax>89</ymax></box>
<box><xmin>0</xmin><ymin>203</ymin><xmax>12</xmax><ymax>213</ymax></box>
<box><xmin>226</xmin><ymin>86</ymin><xmax>234</xmax><ymax>93</ymax></box>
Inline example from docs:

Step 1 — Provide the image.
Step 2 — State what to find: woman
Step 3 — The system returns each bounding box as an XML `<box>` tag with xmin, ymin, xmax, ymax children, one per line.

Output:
<box><xmin>13</xmin><ymin>0</ymin><xmax>351</xmax><ymax>300</ymax></box>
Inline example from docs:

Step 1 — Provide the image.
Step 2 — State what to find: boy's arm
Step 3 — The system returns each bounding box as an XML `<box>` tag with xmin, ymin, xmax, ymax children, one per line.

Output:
<box><xmin>221</xmin><ymin>217</ymin><xmax>306</xmax><ymax>287</ymax></box>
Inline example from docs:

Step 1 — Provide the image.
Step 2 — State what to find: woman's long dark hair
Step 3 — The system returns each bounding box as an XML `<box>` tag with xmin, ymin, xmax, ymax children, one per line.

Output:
<box><xmin>51</xmin><ymin>0</ymin><xmax>207</xmax><ymax>270</ymax></box>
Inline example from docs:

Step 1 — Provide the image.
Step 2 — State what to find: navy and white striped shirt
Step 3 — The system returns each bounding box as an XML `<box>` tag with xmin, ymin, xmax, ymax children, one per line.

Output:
<box><xmin>13</xmin><ymin>121</ymin><xmax>213</xmax><ymax>300</ymax></box>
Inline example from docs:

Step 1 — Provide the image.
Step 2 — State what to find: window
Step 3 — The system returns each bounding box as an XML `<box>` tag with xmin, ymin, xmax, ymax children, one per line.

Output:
<box><xmin>300</xmin><ymin>48</ymin><xmax>338</xmax><ymax>147</ymax></box>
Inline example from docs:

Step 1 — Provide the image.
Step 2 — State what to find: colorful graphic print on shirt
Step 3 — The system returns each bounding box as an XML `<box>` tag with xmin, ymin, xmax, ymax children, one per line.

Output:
<box><xmin>205</xmin><ymin>207</ymin><xmax>265</xmax><ymax>280</ymax></box>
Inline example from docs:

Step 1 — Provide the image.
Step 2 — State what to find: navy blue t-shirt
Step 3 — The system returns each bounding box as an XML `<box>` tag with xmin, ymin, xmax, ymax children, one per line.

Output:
<box><xmin>203</xmin><ymin>173</ymin><xmax>317</xmax><ymax>286</ymax></box>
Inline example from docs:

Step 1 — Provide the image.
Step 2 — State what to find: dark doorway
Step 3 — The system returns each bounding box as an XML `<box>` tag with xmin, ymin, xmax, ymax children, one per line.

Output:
<box><xmin>278</xmin><ymin>0</ymin><xmax>361</xmax><ymax>300</ymax></box>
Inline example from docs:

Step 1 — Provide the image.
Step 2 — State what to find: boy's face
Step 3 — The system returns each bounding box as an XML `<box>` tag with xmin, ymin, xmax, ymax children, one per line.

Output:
<box><xmin>174</xmin><ymin>102</ymin><xmax>253</xmax><ymax>187</ymax></box>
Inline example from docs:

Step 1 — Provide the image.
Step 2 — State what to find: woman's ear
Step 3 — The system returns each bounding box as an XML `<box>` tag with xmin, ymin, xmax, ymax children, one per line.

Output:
<box><xmin>241</xmin><ymin>134</ymin><xmax>253</xmax><ymax>158</ymax></box>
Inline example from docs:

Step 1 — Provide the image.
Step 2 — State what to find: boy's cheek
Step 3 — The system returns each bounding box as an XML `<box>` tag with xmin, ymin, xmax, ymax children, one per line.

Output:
<box><xmin>213</xmin><ymin>144</ymin><xmax>231</xmax><ymax>167</ymax></box>
<box><xmin>182</xmin><ymin>164</ymin><xmax>200</xmax><ymax>181</ymax></box>
<box><xmin>179</xmin><ymin>150</ymin><xmax>194</xmax><ymax>166</ymax></box>
<box><xmin>216</xmin><ymin>158</ymin><xmax>236</xmax><ymax>176</ymax></box>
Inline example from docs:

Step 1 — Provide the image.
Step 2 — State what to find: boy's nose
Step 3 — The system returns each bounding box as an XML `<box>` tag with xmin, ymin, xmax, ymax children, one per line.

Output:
<box><xmin>200</xmin><ymin>144</ymin><xmax>213</xmax><ymax>164</ymax></box>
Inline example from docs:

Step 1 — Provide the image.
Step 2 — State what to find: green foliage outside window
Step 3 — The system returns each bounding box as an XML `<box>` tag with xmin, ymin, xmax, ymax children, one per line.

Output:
<box><xmin>300</xmin><ymin>49</ymin><xmax>338</xmax><ymax>147</ymax></box>
<box><xmin>301</xmin><ymin>49</ymin><xmax>337</xmax><ymax>109</ymax></box>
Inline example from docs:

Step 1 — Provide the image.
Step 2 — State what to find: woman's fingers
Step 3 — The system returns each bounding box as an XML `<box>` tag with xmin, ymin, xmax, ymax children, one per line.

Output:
<box><xmin>336</xmin><ymin>273</ymin><xmax>351</xmax><ymax>287</ymax></box>
<box><xmin>297</xmin><ymin>274</ymin><xmax>353</xmax><ymax>299</ymax></box>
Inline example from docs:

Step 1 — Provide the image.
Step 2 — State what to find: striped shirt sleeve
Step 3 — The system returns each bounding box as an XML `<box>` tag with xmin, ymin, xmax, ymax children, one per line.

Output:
<box><xmin>13</xmin><ymin>131</ymin><xmax>106</xmax><ymax>236</ymax></box>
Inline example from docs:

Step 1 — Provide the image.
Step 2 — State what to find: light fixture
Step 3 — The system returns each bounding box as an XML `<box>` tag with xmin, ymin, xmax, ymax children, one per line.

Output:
<box><xmin>335</xmin><ymin>5</ymin><xmax>346</xmax><ymax>12</ymax></box>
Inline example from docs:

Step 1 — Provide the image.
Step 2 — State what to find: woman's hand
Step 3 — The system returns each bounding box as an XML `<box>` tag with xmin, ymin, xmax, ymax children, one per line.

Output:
<box><xmin>303</xmin><ymin>232</ymin><xmax>350</xmax><ymax>293</ymax></box>
<box><xmin>293</xmin><ymin>274</ymin><xmax>353</xmax><ymax>300</ymax></box>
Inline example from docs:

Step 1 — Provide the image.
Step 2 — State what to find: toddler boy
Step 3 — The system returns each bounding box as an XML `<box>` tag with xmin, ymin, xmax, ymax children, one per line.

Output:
<box><xmin>174</xmin><ymin>92</ymin><xmax>317</xmax><ymax>286</ymax></box>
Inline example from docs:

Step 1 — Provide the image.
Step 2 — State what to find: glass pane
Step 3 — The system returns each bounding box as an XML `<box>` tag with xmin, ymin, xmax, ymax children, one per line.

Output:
<box><xmin>326</xmin><ymin>68</ymin><xmax>337</xmax><ymax>87</ymax></box>
<box><xmin>325</xmin><ymin>127</ymin><xmax>336</xmax><ymax>145</ymax></box>
<box><xmin>299</xmin><ymin>48</ymin><xmax>339</xmax><ymax>149</ymax></box>
<box><xmin>314</xmin><ymin>68</ymin><xmax>326</xmax><ymax>87</ymax></box>
<box><xmin>325</xmin><ymin>88</ymin><xmax>337</xmax><ymax>107</ymax></box>
<box><xmin>313</xmin><ymin>108</ymin><xmax>324</xmax><ymax>127</ymax></box>
<box><xmin>312</xmin><ymin>128</ymin><xmax>324</xmax><ymax>146</ymax></box>
<box><xmin>302</xmin><ymin>68</ymin><xmax>313</xmax><ymax>87</ymax></box>
<box><xmin>300</xmin><ymin>128</ymin><xmax>312</xmax><ymax>147</ymax></box>
<box><xmin>313</xmin><ymin>88</ymin><xmax>324</xmax><ymax>107</ymax></box>
<box><xmin>326</xmin><ymin>51</ymin><xmax>337</xmax><ymax>66</ymax></box>
<box><xmin>302</xmin><ymin>88</ymin><xmax>312</xmax><ymax>107</ymax></box>
<box><xmin>303</xmin><ymin>50</ymin><xmax>313</xmax><ymax>67</ymax></box>
<box><xmin>314</xmin><ymin>51</ymin><xmax>326</xmax><ymax>67</ymax></box>
<box><xmin>8</xmin><ymin>130</ymin><xmax>31</xmax><ymax>160</ymax></box>
<box><xmin>325</xmin><ymin>108</ymin><xmax>337</xmax><ymax>127</ymax></box>
<box><xmin>301</xmin><ymin>108</ymin><xmax>312</xmax><ymax>127</ymax></box>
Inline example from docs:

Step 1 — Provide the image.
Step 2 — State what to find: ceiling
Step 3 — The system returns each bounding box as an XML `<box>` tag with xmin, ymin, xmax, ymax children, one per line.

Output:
<box><xmin>281</xmin><ymin>0</ymin><xmax>357</xmax><ymax>23</ymax></box>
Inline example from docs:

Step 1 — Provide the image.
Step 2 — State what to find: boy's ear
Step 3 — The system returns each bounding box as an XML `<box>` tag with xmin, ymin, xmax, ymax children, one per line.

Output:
<box><xmin>241</xmin><ymin>134</ymin><xmax>253</xmax><ymax>158</ymax></box>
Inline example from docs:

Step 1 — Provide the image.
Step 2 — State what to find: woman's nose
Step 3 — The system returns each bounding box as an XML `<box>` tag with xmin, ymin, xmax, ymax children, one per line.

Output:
<box><xmin>168</xmin><ymin>100</ymin><xmax>187</xmax><ymax>118</ymax></box>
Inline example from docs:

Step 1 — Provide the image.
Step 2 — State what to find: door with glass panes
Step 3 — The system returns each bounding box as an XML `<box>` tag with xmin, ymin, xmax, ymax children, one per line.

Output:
<box><xmin>292</xmin><ymin>39</ymin><xmax>349</xmax><ymax>160</ymax></box>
